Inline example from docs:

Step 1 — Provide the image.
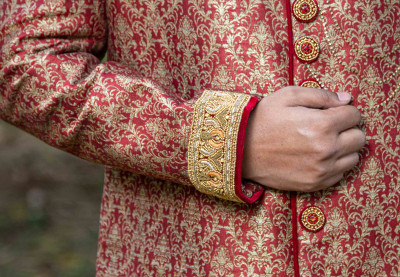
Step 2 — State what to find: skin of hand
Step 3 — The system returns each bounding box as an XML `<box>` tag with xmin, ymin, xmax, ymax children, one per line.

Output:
<box><xmin>242</xmin><ymin>86</ymin><xmax>366</xmax><ymax>192</ymax></box>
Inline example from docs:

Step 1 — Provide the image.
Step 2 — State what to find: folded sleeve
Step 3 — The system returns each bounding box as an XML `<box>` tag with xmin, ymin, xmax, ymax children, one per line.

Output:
<box><xmin>0</xmin><ymin>0</ymin><xmax>264</xmax><ymax>203</ymax></box>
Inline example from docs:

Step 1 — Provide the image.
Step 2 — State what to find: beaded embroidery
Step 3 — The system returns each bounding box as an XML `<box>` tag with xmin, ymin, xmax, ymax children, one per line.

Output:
<box><xmin>188</xmin><ymin>90</ymin><xmax>252</xmax><ymax>202</ymax></box>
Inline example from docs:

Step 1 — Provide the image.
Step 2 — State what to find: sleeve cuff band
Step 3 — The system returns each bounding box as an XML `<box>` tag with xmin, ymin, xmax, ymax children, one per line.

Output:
<box><xmin>188</xmin><ymin>90</ymin><xmax>257</xmax><ymax>203</ymax></box>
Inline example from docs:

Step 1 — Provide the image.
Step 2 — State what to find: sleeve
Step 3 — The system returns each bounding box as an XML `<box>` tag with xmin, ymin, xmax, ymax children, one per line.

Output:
<box><xmin>0</xmin><ymin>0</ymin><xmax>264</xmax><ymax>203</ymax></box>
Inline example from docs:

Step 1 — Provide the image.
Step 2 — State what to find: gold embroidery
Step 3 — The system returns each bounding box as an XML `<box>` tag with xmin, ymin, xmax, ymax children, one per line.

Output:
<box><xmin>300</xmin><ymin>79</ymin><xmax>321</xmax><ymax>88</ymax></box>
<box><xmin>188</xmin><ymin>90</ymin><xmax>251</xmax><ymax>202</ymax></box>
<box><xmin>300</xmin><ymin>206</ymin><xmax>325</xmax><ymax>232</ymax></box>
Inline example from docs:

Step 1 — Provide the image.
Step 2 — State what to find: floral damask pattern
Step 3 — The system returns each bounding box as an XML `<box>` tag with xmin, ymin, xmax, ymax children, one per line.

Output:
<box><xmin>295</xmin><ymin>0</ymin><xmax>400</xmax><ymax>276</ymax></box>
<box><xmin>98</xmin><ymin>170</ymin><xmax>294</xmax><ymax>276</ymax></box>
<box><xmin>1</xmin><ymin>0</ymin><xmax>400</xmax><ymax>276</ymax></box>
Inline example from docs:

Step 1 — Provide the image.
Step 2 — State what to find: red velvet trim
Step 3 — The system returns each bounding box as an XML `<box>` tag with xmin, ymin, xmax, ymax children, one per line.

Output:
<box><xmin>291</xmin><ymin>193</ymin><xmax>300</xmax><ymax>276</ymax></box>
<box><xmin>234</xmin><ymin>96</ymin><xmax>264</xmax><ymax>204</ymax></box>
<box><xmin>285</xmin><ymin>0</ymin><xmax>300</xmax><ymax>276</ymax></box>
<box><xmin>286</xmin><ymin>3</ymin><xmax>294</xmax><ymax>86</ymax></box>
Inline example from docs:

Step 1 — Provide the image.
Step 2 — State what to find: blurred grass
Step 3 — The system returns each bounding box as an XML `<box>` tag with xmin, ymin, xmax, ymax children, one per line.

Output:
<box><xmin>0</xmin><ymin>121</ymin><xmax>104</xmax><ymax>276</ymax></box>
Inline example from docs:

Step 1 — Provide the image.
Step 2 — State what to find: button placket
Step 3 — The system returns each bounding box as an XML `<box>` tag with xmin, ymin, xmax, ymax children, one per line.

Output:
<box><xmin>293</xmin><ymin>0</ymin><xmax>322</xmax><ymax>87</ymax></box>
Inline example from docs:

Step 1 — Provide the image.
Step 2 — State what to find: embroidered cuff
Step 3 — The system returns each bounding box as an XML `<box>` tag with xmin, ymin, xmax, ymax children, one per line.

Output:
<box><xmin>188</xmin><ymin>90</ymin><xmax>263</xmax><ymax>203</ymax></box>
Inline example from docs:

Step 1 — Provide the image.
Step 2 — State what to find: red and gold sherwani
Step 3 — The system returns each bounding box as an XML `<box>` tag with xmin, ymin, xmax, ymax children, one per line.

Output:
<box><xmin>1</xmin><ymin>0</ymin><xmax>400</xmax><ymax>275</ymax></box>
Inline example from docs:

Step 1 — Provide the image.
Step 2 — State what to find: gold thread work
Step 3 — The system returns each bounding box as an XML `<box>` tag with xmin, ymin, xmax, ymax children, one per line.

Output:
<box><xmin>188</xmin><ymin>90</ymin><xmax>252</xmax><ymax>202</ymax></box>
<box><xmin>294</xmin><ymin>36</ymin><xmax>320</xmax><ymax>63</ymax></box>
<box><xmin>301</xmin><ymin>206</ymin><xmax>325</xmax><ymax>232</ymax></box>
<box><xmin>300</xmin><ymin>80</ymin><xmax>321</xmax><ymax>89</ymax></box>
<box><xmin>293</xmin><ymin>0</ymin><xmax>319</xmax><ymax>22</ymax></box>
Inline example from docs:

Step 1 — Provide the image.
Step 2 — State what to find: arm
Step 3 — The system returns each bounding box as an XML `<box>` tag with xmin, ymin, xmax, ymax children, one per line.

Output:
<box><xmin>0</xmin><ymin>0</ymin><xmax>263</xmax><ymax>203</ymax></box>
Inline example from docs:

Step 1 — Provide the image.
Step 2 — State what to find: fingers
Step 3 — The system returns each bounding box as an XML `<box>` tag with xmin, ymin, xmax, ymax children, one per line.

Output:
<box><xmin>303</xmin><ymin>130</ymin><xmax>364</xmax><ymax>192</ymax></box>
<box><xmin>321</xmin><ymin>173</ymin><xmax>345</xmax><ymax>190</ymax></box>
<box><xmin>334</xmin><ymin>152</ymin><xmax>360</xmax><ymax>175</ymax></box>
<box><xmin>324</xmin><ymin>105</ymin><xmax>362</xmax><ymax>132</ymax></box>
<box><xmin>336</xmin><ymin>128</ymin><xmax>366</xmax><ymax>157</ymax></box>
<box><xmin>310</xmin><ymin>153</ymin><xmax>360</xmax><ymax>192</ymax></box>
<box><xmin>281</xmin><ymin>86</ymin><xmax>352</xmax><ymax>109</ymax></box>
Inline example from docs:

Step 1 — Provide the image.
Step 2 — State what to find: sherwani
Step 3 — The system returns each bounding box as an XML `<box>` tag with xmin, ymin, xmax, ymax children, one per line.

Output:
<box><xmin>1</xmin><ymin>0</ymin><xmax>400</xmax><ymax>275</ymax></box>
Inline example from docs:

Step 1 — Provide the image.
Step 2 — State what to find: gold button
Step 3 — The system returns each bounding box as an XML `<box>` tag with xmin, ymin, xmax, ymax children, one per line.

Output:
<box><xmin>299</xmin><ymin>79</ymin><xmax>321</xmax><ymax>89</ymax></box>
<box><xmin>292</xmin><ymin>0</ymin><xmax>319</xmax><ymax>23</ymax></box>
<box><xmin>294</xmin><ymin>36</ymin><xmax>320</xmax><ymax>63</ymax></box>
<box><xmin>300</xmin><ymin>206</ymin><xmax>325</xmax><ymax>232</ymax></box>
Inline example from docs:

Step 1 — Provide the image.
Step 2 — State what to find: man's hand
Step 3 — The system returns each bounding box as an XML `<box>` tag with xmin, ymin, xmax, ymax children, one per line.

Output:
<box><xmin>242</xmin><ymin>86</ymin><xmax>366</xmax><ymax>192</ymax></box>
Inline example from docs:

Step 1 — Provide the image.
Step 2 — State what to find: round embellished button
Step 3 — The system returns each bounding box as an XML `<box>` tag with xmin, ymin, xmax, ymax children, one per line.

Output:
<box><xmin>292</xmin><ymin>0</ymin><xmax>319</xmax><ymax>23</ymax></box>
<box><xmin>294</xmin><ymin>36</ymin><xmax>320</xmax><ymax>63</ymax></box>
<box><xmin>300</xmin><ymin>206</ymin><xmax>325</xmax><ymax>232</ymax></box>
<box><xmin>299</xmin><ymin>78</ymin><xmax>321</xmax><ymax>89</ymax></box>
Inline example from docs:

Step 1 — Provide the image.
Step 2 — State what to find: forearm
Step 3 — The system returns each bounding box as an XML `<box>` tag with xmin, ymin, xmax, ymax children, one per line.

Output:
<box><xmin>0</xmin><ymin>0</ymin><xmax>265</xmax><ymax>202</ymax></box>
<box><xmin>0</xmin><ymin>0</ymin><xmax>192</xmax><ymax>184</ymax></box>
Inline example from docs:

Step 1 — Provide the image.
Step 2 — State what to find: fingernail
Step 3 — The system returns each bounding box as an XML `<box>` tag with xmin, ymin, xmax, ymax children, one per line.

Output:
<box><xmin>337</xmin><ymin>92</ymin><xmax>351</xmax><ymax>102</ymax></box>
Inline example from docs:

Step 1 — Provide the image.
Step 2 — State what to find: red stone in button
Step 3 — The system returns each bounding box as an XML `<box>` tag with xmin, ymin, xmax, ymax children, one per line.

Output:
<box><xmin>301</xmin><ymin>4</ymin><xmax>310</xmax><ymax>14</ymax></box>
<box><xmin>300</xmin><ymin>206</ymin><xmax>325</xmax><ymax>232</ymax></box>
<box><xmin>293</xmin><ymin>0</ymin><xmax>319</xmax><ymax>23</ymax></box>
<box><xmin>301</xmin><ymin>42</ymin><xmax>313</xmax><ymax>54</ymax></box>
<box><xmin>299</xmin><ymin>78</ymin><xmax>321</xmax><ymax>89</ymax></box>
<box><xmin>294</xmin><ymin>36</ymin><xmax>320</xmax><ymax>63</ymax></box>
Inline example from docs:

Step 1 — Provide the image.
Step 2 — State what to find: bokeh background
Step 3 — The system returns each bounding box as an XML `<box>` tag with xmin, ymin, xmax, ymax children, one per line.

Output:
<box><xmin>0</xmin><ymin>120</ymin><xmax>104</xmax><ymax>276</ymax></box>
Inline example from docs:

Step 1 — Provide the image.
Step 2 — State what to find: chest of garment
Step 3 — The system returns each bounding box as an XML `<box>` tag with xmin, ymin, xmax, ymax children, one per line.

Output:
<box><xmin>99</xmin><ymin>0</ymin><xmax>400</xmax><ymax>275</ymax></box>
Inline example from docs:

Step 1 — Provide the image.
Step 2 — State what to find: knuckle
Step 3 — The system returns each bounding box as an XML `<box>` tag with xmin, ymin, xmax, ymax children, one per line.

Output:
<box><xmin>326</xmin><ymin>174</ymin><xmax>344</xmax><ymax>188</ymax></box>
<box><xmin>307</xmin><ymin>164</ymin><xmax>329</xmax><ymax>184</ymax></box>
<box><xmin>310</xmin><ymin>114</ymin><xmax>333</xmax><ymax>134</ymax></box>
<box><xmin>351</xmin><ymin>153</ymin><xmax>360</xmax><ymax>165</ymax></box>
<box><xmin>314</xmin><ymin>164</ymin><xmax>329</xmax><ymax>180</ymax></box>
<box><xmin>316</xmin><ymin>119</ymin><xmax>332</xmax><ymax>133</ymax></box>
<box><xmin>346</xmin><ymin>105</ymin><xmax>362</xmax><ymax>124</ymax></box>
<box><xmin>317</xmin><ymin>176</ymin><xmax>341</xmax><ymax>191</ymax></box>
<box><xmin>281</xmin><ymin>86</ymin><xmax>298</xmax><ymax>98</ymax></box>
<box><xmin>346</xmin><ymin>106</ymin><xmax>362</xmax><ymax>124</ymax></box>
<box><xmin>302</xmin><ymin>170</ymin><xmax>343</xmax><ymax>192</ymax></box>
<box><xmin>303</xmin><ymin>178</ymin><xmax>325</xmax><ymax>192</ymax></box>
<box><xmin>301</xmin><ymin>181</ymin><xmax>318</xmax><ymax>192</ymax></box>
<box><xmin>352</xmin><ymin>107</ymin><xmax>362</xmax><ymax>122</ymax></box>
<box><xmin>313</xmin><ymin>140</ymin><xmax>338</xmax><ymax>160</ymax></box>
<box><xmin>302</xmin><ymin>186</ymin><xmax>315</xmax><ymax>193</ymax></box>
<box><xmin>319</xmin><ymin>90</ymin><xmax>334</xmax><ymax>105</ymax></box>
<box><xmin>359</xmin><ymin>131</ymin><xmax>367</xmax><ymax>146</ymax></box>
<box><xmin>352</xmin><ymin>128</ymin><xmax>366</xmax><ymax>149</ymax></box>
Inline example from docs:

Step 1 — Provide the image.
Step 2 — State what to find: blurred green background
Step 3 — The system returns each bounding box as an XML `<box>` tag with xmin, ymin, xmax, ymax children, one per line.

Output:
<box><xmin>0</xmin><ymin>120</ymin><xmax>104</xmax><ymax>277</ymax></box>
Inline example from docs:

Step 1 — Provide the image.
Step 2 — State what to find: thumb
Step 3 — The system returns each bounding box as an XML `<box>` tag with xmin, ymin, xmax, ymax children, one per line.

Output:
<box><xmin>285</xmin><ymin>87</ymin><xmax>352</xmax><ymax>109</ymax></box>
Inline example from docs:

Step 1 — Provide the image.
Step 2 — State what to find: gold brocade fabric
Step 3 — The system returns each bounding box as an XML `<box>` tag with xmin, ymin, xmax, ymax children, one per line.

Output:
<box><xmin>188</xmin><ymin>91</ymin><xmax>252</xmax><ymax>203</ymax></box>
<box><xmin>294</xmin><ymin>1</ymin><xmax>400</xmax><ymax>275</ymax></box>
<box><xmin>1</xmin><ymin>0</ymin><xmax>400</xmax><ymax>275</ymax></box>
